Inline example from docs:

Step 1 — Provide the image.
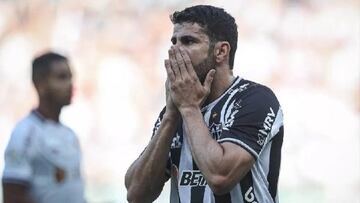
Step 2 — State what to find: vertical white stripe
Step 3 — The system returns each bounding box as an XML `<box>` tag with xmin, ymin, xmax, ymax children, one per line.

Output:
<box><xmin>258</xmin><ymin>141</ymin><xmax>272</xmax><ymax>184</ymax></box>
<box><xmin>251</xmin><ymin>162</ymin><xmax>274</xmax><ymax>203</ymax></box>
<box><xmin>179</xmin><ymin>123</ymin><xmax>193</xmax><ymax>203</ymax></box>
<box><xmin>230</xmin><ymin>184</ymin><xmax>242</xmax><ymax>203</ymax></box>
<box><xmin>170</xmin><ymin>177</ymin><xmax>180</xmax><ymax>203</ymax></box>
<box><xmin>203</xmin><ymin>107</ymin><xmax>212</xmax><ymax>126</ymax></box>
<box><xmin>203</xmin><ymin>185</ymin><xmax>215</xmax><ymax>203</ymax></box>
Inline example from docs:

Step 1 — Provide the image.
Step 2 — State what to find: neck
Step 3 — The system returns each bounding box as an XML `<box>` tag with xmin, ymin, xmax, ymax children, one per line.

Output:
<box><xmin>204</xmin><ymin>65</ymin><xmax>235</xmax><ymax>105</ymax></box>
<box><xmin>36</xmin><ymin>100</ymin><xmax>62</xmax><ymax>122</ymax></box>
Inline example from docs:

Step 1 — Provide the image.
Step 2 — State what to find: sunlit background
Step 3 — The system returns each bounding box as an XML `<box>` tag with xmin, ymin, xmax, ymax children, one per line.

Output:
<box><xmin>0</xmin><ymin>0</ymin><xmax>359</xmax><ymax>202</ymax></box>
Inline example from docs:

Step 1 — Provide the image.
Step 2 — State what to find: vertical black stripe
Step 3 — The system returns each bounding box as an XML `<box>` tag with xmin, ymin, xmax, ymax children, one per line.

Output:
<box><xmin>267</xmin><ymin>126</ymin><xmax>283</xmax><ymax>201</ymax></box>
<box><xmin>190</xmin><ymin>162</ymin><xmax>205</xmax><ymax>203</ymax></box>
<box><xmin>171</xmin><ymin>120</ymin><xmax>184</xmax><ymax>168</ymax></box>
<box><xmin>151</xmin><ymin>107</ymin><xmax>167</xmax><ymax>138</ymax></box>
<box><xmin>214</xmin><ymin>193</ymin><xmax>232</xmax><ymax>203</ymax></box>
<box><xmin>166</xmin><ymin>114</ymin><xmax>183</xmax><ymax>203</ymax></box>
<box><xmin>172</xmin><ymin>119</ymin><xmax>184</xmax><ymax>203</ymax></box>
<box><xmin>240</xmin><ymin>171</ymin><xmax>258</xmax><ymax>203</ymax></box>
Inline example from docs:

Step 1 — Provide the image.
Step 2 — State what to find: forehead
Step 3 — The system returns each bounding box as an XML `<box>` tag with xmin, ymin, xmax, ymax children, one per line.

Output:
<box><xmin>172</xmin><ymin>22</ymin><xmax>209</xmax><ymax>40</ymax></box>
<box><xmin>49</xmin><ymin>60</ymin><xmax>71</xmax><ymax>75</ymax></box>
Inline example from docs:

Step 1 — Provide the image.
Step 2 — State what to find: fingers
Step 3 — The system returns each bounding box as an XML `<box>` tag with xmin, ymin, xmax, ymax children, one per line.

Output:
<box><xmin>169</xmin><ymin>48</ymin><xmax>181</xmax><ymax>80</ymax></box>
<box><xmin>203</xmin><ymin>69</ymin><xmax>216</xmax><ymax>91</ymax></box>
<box><xmin>179</xmin><ymin>47</ymin><xmax>197</xmax><ymax>79</ymax></box>
<box><xmin>174</xmin><ymin>47</ymin><xmax>188</xmax><ymax>79</ymax></box>
<box><xmin>165</xmin><ymin>78</ymin><xmax>169</xmax><ymax>90</ymax></box>
<box><xmin>168</xmin><ymin>46</ymin><xmax>194</xmax><ymax>81</ymax></box>
<box><xmin>165</xmin><ymin>59</ymin><xmax>175</xmax><ymax>82</ymax></box>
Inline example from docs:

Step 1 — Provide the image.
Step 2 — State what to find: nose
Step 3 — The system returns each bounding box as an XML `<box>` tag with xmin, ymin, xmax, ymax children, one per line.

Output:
<box><xmin>173</xmin><ymin>42</ymin><xmax>181</xmax><ymax>47</ymax></box>
<box><xmin>172</xmin><ymin>44</ymin><xmax>180</xmax><ymax>50</ymax></box>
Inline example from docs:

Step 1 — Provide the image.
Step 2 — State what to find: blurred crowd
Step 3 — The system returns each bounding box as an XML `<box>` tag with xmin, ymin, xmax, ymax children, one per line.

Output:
<box><xmin>0</xmin><ymin>0</ymin><xmax>359</xmax><ymax>202</ymax></box>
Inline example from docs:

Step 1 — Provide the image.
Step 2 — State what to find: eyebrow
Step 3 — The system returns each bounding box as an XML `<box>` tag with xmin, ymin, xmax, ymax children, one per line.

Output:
<box><xmin>171</xmin><ymin>35</ymin><xmax>199</xmax><ymax>43</ymax></box>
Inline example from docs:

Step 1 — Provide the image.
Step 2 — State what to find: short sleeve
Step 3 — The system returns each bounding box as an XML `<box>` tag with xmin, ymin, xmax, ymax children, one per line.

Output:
<box><xmin>2</xmin><ymin>123</ymin><xmax>34</xmax><ymax>185</ymax></box>
<box><xmin>218</xmin><ymin>86</ymin><xmax>282</xmax><ymax>160</ymax></box>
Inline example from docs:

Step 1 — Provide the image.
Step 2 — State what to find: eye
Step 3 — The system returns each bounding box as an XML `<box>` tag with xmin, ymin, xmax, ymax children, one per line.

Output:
<box><xmin>182</xmin><ymin>38</ymin><xmax>194</xmax><ymax>45</ymax></box>
<box><xmin>181</xmin><ymin>36</ymin><xmax>197</xmax><ymax>46</ymax></box>
<box><xmin>57</xmin><ymin>73</ymin><xmax>71</xmax><ymax>80</ymax></box>
<box><xmin>185</xmin><ymin>40</ymin><xmax>193</xmax><ymax>45</ymax></box>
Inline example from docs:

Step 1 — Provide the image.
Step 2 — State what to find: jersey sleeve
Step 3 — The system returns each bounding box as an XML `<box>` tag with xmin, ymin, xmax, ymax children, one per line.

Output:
<box><xmin>218</xmin><ymin>86</ymin><xmax>282</xmax><ymax>159</ymax></box>
<box><xmin>2</xmin><ymin>122</ymin><xmax>34</xmax><ymax>185</ymax></box>
<box><xmin>149</xmin><ymin>107</ymin><xmax>172</xmax><ymax>178</ymax></box>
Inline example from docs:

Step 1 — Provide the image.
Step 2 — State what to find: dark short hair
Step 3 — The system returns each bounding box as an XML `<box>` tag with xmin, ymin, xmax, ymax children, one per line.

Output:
<box><xmin>32</xmin><ymin>52</ymin><xmax>67</xmax><ymax>85</ymax></box>
<box><xmin>171</xmin><ymin>5</ymin><xmax>238</xmax><ymax>68</ymax></box>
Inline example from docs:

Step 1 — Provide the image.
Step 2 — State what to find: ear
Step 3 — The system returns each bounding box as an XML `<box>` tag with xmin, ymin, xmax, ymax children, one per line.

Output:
<box><xmin>213</xmin><ymin>41</ymin><xmax>231</xmax><ymax>64</ymax></box>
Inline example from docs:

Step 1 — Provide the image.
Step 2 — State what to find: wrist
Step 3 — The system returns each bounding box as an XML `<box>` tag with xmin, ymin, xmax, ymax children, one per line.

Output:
<box><xmin>179</xmin><ymin>105</ymin><xmax>201</xmax><ymax>117</ymax></box>
<box><xmin>163</xmin><ymin>110</ymin><xmax>180</xmax><ymax>122</ymax></box>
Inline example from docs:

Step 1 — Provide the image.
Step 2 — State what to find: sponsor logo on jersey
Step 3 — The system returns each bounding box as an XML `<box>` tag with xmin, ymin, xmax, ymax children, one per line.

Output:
<box><xmin>171</xmin><ymin>134</ymin><xmax>182</xmax><ymax>149</ymax></box>
<box><xmin>245</xmin><ymin>186</ymin><xmax>258</xmax><ymax>203</ymax></box>
<box><xmin>179</xmin><ymin>170</ymin><xmax>207</xmax><ymax>187</ymax></box>
<box><xmin>209</xmin><ymin>123</ymin><xmax>223</xmax><ymax>140</ymax></box>
<box><xmin>257</xmin><ymin>107</ymin><xmax>276</xmax><ymax>146</ymax></box>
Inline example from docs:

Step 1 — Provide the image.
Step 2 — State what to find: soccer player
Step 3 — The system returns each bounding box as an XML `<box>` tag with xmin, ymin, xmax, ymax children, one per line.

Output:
<box><xmin>125</xmin><ymin>5</ymin><xmax>284</xmax><ymax>203</ymax></box>
<box><xmin>2</xmin><ymin>52</ymin><xmax>85</xmax><ymax>203</ymax></box>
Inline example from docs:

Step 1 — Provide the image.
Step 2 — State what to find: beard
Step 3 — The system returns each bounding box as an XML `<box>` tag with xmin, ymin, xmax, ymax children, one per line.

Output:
<box><xmin>193</xmin><ymin>53</ymin><xmax>216</xmax><ymax>84</ymax></box>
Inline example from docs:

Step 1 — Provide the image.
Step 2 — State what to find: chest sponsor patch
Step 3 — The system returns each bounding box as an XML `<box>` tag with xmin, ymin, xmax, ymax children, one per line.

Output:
<box><xmin>179</xmin><ymin>170</ymin><xmax>207</xmax><ymax>187</ymax></box>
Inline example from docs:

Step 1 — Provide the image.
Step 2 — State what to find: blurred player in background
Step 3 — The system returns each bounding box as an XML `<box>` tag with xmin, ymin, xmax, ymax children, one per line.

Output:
<box><xmin>2</xmin><ymin>52</ymin><xmax>85</xmax><ymax>203</ymax></box>
<box><xmin>125</xmin><ymin>5</ymin><xmax>284</xmax><ymax>203</ymax></box>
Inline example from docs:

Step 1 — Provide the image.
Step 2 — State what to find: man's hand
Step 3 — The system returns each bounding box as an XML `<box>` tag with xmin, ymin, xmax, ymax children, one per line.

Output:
<box><xmin>164</xmin><ymin>79</ymin><xmax>180</xmax><ymax>118</ymax></box>
<box><xmin>164</xmin><ymin>46</ymin><xmax>216</xmax><ymax>112</ymax></box>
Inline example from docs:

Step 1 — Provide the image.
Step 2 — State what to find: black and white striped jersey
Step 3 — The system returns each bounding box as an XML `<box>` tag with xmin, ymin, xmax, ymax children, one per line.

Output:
<box><xmin>152</xmin><ymin>76</ymin><xmax>284</xmax><ymax>203</ymax></box>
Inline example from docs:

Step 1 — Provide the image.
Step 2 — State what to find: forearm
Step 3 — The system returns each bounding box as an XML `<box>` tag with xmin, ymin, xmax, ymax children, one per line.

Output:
<box><xmin>180</xmin><ymin>107</ymin><xmax>255</xmax><ymax>194</ymax></box>
<box><xmin>125</xmin><ymin>113</ymin><xmax>178</xmax><ymax>202</ymax></box>
<box><xmin>180</xmin><ymin>108</ymin><xmax>225</xmax><ymax>181</ymax></box>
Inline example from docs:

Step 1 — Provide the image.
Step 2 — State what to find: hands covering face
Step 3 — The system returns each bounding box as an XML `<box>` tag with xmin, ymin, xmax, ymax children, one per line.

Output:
<box><xmin>164</xmin><ymin>46</ymin><xmax>216</xmax><ymax>112</ymax></box>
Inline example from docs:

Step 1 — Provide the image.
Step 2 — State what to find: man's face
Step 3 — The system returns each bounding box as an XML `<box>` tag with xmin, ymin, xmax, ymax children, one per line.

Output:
<box><xmin>41</xmin><ymin>60</ymin><xmax>73</xmax><ymax>107</ymax></box>
<box><xmin>171</xmin><ymin>22</ymin><xmax>216</xmax><ymax>83</ymax></box>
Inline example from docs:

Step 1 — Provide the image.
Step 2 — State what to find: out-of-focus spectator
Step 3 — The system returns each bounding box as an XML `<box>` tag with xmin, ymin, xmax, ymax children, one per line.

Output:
<box><xmin>2</xmin><ymin>52</ymin><xmax>85</xmax><ymax>203</ymax></box>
